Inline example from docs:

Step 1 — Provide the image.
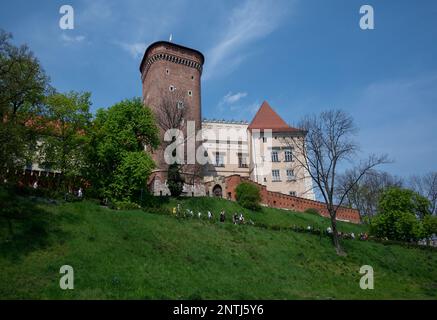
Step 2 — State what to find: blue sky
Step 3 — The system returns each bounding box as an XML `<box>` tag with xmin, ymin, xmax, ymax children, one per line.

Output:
<box><xmin>1</xmin><ymin>0</ymin><xmax>436</xmax><ymax>177</ymax></box>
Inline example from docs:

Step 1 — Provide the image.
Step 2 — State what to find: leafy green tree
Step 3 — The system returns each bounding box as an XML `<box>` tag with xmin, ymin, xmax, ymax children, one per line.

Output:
<box><xmin>109</xmin><ymin>151</ymin><xmax>155</xmax><ymax>201</ymax></box>
<box><xmin>378</xmin><ymin>187</ymin><xmax>431</xmax><ymax>219</ymax></box>
<box><xmin>87</xmin><ymin>98</ymin><xmax>159</xmax><ymax>200</ymax></box>
<box><xmin>235</xmin><ymin>182</ymin><xmax>261</xmax><ymax>211</ymax></box>
<box><xmin>423</xmin><ymin>215</ymin><xmax>437</xmax><ymax>238</ymax></box>
<box><xmin>167</xmin><ymin>163</ymin><xmax>184</xmax><ymax>197</ymax></box>
<box><xmin>0</xmin><ymin>29</ymin><xmax>50</xmax><ymax>180</ymax></box>
<box><xmin>370</xmin><ymin>211</ymin><xmax>423</xmax><ymax>242</ymax></box>
<box><xmin>38</xmin><ymin>91</ymin><xmax>92</xmax><ymax>189</ymax></box>
<box><xmin>370</xmin><ymin>187</ymin><xmax>431</xmax><ymax>241</ymax></box>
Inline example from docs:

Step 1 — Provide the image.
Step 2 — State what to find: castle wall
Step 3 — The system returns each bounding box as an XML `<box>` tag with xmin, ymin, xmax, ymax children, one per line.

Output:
<box><xmin>223</xmin><ymin>175</ymin><xmax>361</xmax><ymax>224</ymax></box>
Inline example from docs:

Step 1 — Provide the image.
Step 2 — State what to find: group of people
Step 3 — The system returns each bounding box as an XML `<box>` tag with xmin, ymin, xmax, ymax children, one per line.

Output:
<box><xmin>325</xmin><ymin>226</ymin><xmax>368</xmax><ymax>240</ymax></box>
<box><xmin>171</xmin><ymin>204</ymin><xmax>371</xmax><ymax>240</ymax></box>
<box><xmin>32</xmin><ymin>180</ymin><xmax>83</xmax><ymax>199</ymax></box>
<box><xmin>172</xmin><ymin>205</ymin><xmax>247</xmax><ymax>225</ymax></box>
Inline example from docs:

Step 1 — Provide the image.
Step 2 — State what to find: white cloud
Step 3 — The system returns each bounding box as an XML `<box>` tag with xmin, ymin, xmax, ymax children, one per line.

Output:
<box><xmin>222</xmin><ymin>91</ymin><xmax>248</xmax><ymax>104</ymax></box>
<box><xmin>61</xmin><ymin>33</ymin><xmax>86</xmax><ymax>44</ymax></box>
<box><xmin>203</xmin><ymin>0</ymin><xmax>289</xmax><ymax>80</ymax></box>
<box><xmin>216</xmin><ymin>90</ymin><xmax>260</xmax><ymax>120</ymax></box>
<box><xmin>115</xmin><ymin>41</ymin><xmax>147</xmax><ymax>58</ymax></box>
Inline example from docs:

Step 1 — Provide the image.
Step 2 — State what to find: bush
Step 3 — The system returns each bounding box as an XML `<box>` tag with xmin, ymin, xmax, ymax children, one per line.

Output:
<box><xmin>167</xmin><ymin>164</ymin><xmax>184</xmax><ymax>197</ymax></box>
<box><xmin>304</xmin><ymin>208</ymin><xmax>320</xmax><ymax>216</ymax></box>
<box><xmin>111</xmin><ymin>201</ymin><xmax>141</xmax><ymax>211</ymax></box>
<box><xmin>235</xmin><ymin>182</ymin><xmax>261</xmax><ymax>211</ymax></box>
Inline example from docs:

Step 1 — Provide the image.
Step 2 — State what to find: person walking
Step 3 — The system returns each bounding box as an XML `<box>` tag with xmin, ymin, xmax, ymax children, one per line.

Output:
<box><xmin>220</xmin><ymin>211</ymin><xmax>225</xmax><ymax>222</ymax></box>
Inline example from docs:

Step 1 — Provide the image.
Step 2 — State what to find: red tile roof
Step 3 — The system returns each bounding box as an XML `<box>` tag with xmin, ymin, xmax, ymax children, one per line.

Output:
<box><xmin>248</xmin><ymin>101</ymin><xmax>302</xmax><ymax>133</ymax></box>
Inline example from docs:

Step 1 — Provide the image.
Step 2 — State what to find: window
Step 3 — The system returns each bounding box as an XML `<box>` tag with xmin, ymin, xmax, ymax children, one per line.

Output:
<box><xmin>289</xmin><ymin>191</ymin><xmax>297</xmax><ymax>196</ymax></box>
<box><xmin>215</xmin><ymin>152</ymin><xmax>224</xmax><ymax>167</ymax></box>
<box><xmin>284</xmin><ymin>149</ymin><xmax>293</xmax><ymax>162</ymax></box>
<box><xmin>238</xmin><ymin>153</ymin><xmax>248</xmax><ymax>168</ymax></box>
<box><xmin>191</xmin><ymin>75</ymin><xmax>194</xmax><ymax>80</ymax></box>
<box><xmin>286</xmin><ymin>169</ymin><xmax>295</xmax><ymax>181</ymax></box>
<box><xmin>177</xmin><ymin>100</ymin><xmax>184</xmax><ymax>109</ymax></box>
<box><xmin>166</xmin><ymin>69</ymin><xmax>170</xmax><ymax>75</ymax></box>
<box><xmin>169</xmin><ymin>85</ymin><xmax>175</xmax><ymax>92</ymax></box>
<box><xmin>271</xmin><ymin>151</ymin><xmax>279</xmax><ymax>162</ymax></box>
<box><xmin>188</xmin><ymin>90</ymin><xmax>192</xmax><ymax>97</ymax></box>
<box><xmin>272</xmin><ymin>169</ymin><xmax>281</xmax><ymax>182</ymax></box>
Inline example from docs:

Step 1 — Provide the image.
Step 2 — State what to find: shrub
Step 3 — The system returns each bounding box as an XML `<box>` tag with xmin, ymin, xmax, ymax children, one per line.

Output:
<box><xmin>112</xmin><ymin>201</ymin><xmax>141</xmax><ymax>211</ymax></box>
<box><xmin>235</xmin><ymin>182</ymin><xmax>261</xmax><ymax>211</ymax></box>
<box><xmin>167</xmin><ymin>164</ymin><xmax>184</xmax><ymax>197</ymax></box>
<box><xmin>304</xmin><ymin>208</ymin><xmax>320</xmax><ymax>216</ymax></box>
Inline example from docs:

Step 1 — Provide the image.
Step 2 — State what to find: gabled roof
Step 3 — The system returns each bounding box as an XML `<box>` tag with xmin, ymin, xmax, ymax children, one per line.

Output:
<box><xmin>248</xmin><ymin>101</ymin><xmax>302</xmax><ymax>133</ymax></box>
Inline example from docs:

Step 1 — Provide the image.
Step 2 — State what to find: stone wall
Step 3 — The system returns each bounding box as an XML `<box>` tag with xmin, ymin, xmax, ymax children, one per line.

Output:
<box><xmin>223</xmin><ymin>175</ymin><xmax>361</xmax><ymax>224</ymax></box>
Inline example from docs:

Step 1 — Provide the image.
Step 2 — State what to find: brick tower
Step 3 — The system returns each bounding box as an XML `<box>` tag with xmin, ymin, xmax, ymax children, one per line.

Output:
<box><xmin>139</xmin><ymin>41</ymin><xmax>205</xmax><ymax>195</ymax></box>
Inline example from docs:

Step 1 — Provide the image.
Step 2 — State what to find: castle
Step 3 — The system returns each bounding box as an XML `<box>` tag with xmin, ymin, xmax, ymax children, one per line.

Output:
<box><xmin>139</xmin><ymin>41</ymin><xmax>360</xmax><ymax>223</ymax></box>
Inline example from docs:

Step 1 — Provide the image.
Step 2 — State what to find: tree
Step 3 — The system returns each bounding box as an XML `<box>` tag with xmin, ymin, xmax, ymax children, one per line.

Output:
<box><xmin>423</xmin><ymin>215</ymin><xmax>437</xmax><ymax>240</ymax></box>
<box><xmin>378</xmin><ymin>187</ymin><xmax>431</xmax><ymax>219</ymax></box>
<box><xmin>109</xmin><ymin>151</ymin><xmax>155</xmax><ymax>201</ymax></box>
<box><xmin>38</xmin><ymin>91</ymin><xmax>92</xmax><ymax>190</ymax></box>
<box><xmin>370</xmin><ymin>210</ymin><xmax>423</xmax><ymax>242</ymax></box>
<box><xmin>86</xmin><ymin>98</ymin><xmax>159</xmax><ymax>200</ymax></box>
<box><xmin>282</xmin><ymin>110</ymin><xmax>388</xmax><ymax>255</ymax></box>
<box><xmin>0</xmin><ymin>29</ymin><xmax>51</xmax><ymax>181</ymax></box>
<box><xmin>167</xmin><ymin>163</ymin><xmax>185</xmax><ymax>197</ymax></box>
<box><xmin>409</xmin><ymin>172</ymin><xmax>437</xmax><ymax>215</ymax></box>
<box><xmin>370</xmin><ymin>187</ymin><xmax>431</xmax><ymax>241</ymax></box>
<box><xmin>154</xmin><ymin>90</ymin><xmax>202</xmax><ymax>189</ymax></box>
<box><xmin>337</xmin><ymin>170</ymin><xmax>403</xmax><ymax>221</ymax></box>
<box><xmin>235</xmin><ymin>182</ymin><xmax>261</xmax><ymax>211</ymax></box>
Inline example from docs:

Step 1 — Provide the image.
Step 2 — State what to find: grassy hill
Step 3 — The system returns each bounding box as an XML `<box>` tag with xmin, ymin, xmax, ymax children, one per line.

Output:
<box><xmin>0</xmin><ymin>196</ymin><xmax>436</xmax><ymax>299</ymax></box>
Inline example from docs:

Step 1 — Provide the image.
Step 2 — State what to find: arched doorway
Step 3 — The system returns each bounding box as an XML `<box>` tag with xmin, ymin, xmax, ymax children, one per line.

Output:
<box><xmin>212</xmin><ymin>184</ymin><xmax>223</xmax><ymax>198</ymax></box>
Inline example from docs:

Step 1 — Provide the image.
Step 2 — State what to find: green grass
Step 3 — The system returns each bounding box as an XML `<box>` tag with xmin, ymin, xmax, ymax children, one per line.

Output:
<box><xmin>0</xmin><ymin>197</ymin><xmax>436</xmax><ymax>299</ymax></box>
<box><xmin>163</xmin><ymin>197</ymin><xmax>369</xmax><ymax>234</ymax></box>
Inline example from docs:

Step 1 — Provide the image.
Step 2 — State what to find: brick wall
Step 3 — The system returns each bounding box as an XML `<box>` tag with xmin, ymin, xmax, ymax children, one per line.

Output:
<box><xmin>224</xmin><ymin>174</ymin><xmax>361</xmax><ymax>224</ymax></box>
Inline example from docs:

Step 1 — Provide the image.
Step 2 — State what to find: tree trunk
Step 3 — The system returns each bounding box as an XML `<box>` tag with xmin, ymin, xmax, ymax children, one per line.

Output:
<box><xmin>329</xmin><ymin>209</ymin><xmax>346</xmax><ymax>256</ymax></box>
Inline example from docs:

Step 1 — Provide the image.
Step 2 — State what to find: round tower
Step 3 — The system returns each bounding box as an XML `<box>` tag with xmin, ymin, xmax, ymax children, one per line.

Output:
<box><xmin>139</xmin><ymin>41</ymin><xmax>205</xmax><ymax>195</ymax></box>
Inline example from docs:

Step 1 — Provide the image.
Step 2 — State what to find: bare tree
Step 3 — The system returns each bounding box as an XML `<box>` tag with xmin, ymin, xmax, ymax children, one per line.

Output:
<box><xmin>282</xmin><ymin>110</ymin><xmax>388</xmax><ymax>255</ymax></box>
<box><xmin>409</xmin><ymin>172</ymin><xmax>437</xmax><ymax>215</ymax></box>
<box><xmin>337</xmin><ymin>170</ymin><xmax>403</xmax><ymax>221</ymax></box>
<box><xmin>155</xmin><ymin>90</ymin><xmax>187</xmax><ymax>140</ymax></box>
<box><xmin>154</xmin><ymin>90</ymin><xmax>202</xmax><ymax>189</ymax></box>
